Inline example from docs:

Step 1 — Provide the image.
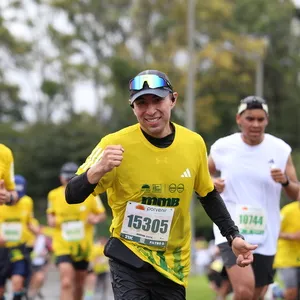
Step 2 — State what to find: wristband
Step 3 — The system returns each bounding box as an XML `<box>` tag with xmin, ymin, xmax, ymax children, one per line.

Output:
<box><xmin>281</xmin><ymin>176</ymin><xmax>290</xmax><ymax>187</ymax></box>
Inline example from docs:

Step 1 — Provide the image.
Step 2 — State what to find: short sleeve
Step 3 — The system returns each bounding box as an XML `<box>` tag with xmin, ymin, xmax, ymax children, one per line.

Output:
<box><xmin>280</xmin><ymin>205</ymin><xmax>288</xmax><ymax>225</ymax></box>
<box><xmin>194</xmin><ymin>136</ymin><xmax>214</xmax><ymax>197</ymax></box>
<box><xmin>90</xmin><ymin>195</ymin><xmax>106</xmax><ymax>214</ymax></box>
<box><xmin>209</xmin><ymin>139</ymin><xmax>223</xmax><ymax>172</ymax></box>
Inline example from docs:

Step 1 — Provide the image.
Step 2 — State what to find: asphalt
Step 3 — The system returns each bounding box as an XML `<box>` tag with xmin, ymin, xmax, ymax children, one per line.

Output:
<box><xmin>6</xmin><ymin>263</ymin><xmax>114</xmax><ymax>300</ymax></box>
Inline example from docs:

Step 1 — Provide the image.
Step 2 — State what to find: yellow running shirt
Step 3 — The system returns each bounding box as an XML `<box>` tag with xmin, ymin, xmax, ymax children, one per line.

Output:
<box><xmin>0</xmin><ymin>199</ymin><xmax>33</xmax><ymax>262</ymax></box>
<box><xmin>273</xmin><ymin>201</ymin><xmax>300</xmax><ymax>268</ymax></box>
<box><xmin>18</xmin><ymin>195</ymin><xmax>36</xmax><ymax>248</ymax></box>
<box><xmin>77</xmin><ymin>123</ymin><xmax>214</xmax><ymax>286</ymax></box>
<box><xmin>0</xmin><ymin>144</ymin><xmax>15</xmax><ymax>190</ymax></box>
<box><xmin>47</xmin><ymin>186</ymin><xmax>105</xmax><ymax>261</ymax></box>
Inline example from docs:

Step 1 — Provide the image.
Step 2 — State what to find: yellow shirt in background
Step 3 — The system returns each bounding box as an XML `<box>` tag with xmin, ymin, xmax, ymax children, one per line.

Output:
<box><xmin>41</xmin><ymin>226</ymin><xmax>54</xmax><ymax>238</ymax></box>
<box><xmin>89</xmin><ymin>243</ymin><xmax>109</xmax><ymax>274</ymax></box>
<box><xmin>0</xmin><ymin>144</ymin><xmax>15</xmax><ymax>190</ymax></box>
<box><xmin>47</xmin><ymin>186</ymin><xmax>105</xmax><ymax>261</ymax></box>
<box><xmin>0</xmin><ymin>200</ymin><xmax>33</xmax><ymax>262</ymax></box>
<box><xmin>274</xmin><ymin>201</ymin><xmax>300</xmax><ymax>268</ymax></box>
<box><xmin>19</xmin><ymin>195</ymin><xmax>36</xmax><ymax>248</ymax></box>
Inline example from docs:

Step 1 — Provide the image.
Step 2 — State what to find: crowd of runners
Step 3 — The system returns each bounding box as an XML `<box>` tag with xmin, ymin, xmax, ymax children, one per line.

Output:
<box><xmin>0</xmin><ymin>69</ymin><xmax>300</xmax><ymax>300</ymax></box>
<box><xmin>0</xmin><ymin>156</ymin><xmax>111</xmax><ymax>300</ymax></box>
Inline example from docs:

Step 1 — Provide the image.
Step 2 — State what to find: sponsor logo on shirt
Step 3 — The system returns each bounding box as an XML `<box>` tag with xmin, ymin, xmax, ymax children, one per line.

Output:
<box><xmin>141</xmin><ymin>197</ymin><xmax>180</xmax><ymax>207</ymax></box>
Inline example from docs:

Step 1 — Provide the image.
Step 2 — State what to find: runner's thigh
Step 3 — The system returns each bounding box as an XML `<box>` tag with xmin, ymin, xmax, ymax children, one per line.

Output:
<box><xmin>109</xmin><ymin>259</ymin><xmax>151</xmax><ymax>300</ymax></box>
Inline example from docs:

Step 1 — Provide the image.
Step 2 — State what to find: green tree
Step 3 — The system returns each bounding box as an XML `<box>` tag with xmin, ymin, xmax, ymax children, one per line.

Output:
<box><xmin>230</xmin><ymin>0</ymin><xmax>300</xmax><ymax>148</ymax></box>
<box><xmin>12</xmin><ymin>113</ymin><xmax>107</xmax><ymax>214</ymax></box>
<box><xmin>48</xmin><ymin>0</ymin><xmax>133</xmax><ymax>119</ymax></box>
<box><xmin>0</xmin><ymin>8</ymin><xmax>31</xmax><ymax>122</ymax></box>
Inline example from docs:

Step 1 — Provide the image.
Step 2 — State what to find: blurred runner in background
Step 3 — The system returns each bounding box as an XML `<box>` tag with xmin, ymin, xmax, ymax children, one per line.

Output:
<box><xmin>15</xmin><ymin>175</ymin><xmax>36</xmax><ymax>292</ymax></box>
<box><xmin>273</xmin><ymin>199</ymin><xmax>300</xmax><ymax>300</ymax></box>
<box><xmin>0</xmin><ymin>173</ymin><xmax>37</xmax><ymax>300</ymax></box>
<box><xmin>27</xmin><ymin>223</ymin><xmax>53</xmax><ymax>300</ymax></box>
<box><xmin>47</xmin><ymin>162</ymin><xmax>106</xmax><ymax>300</ymax></box>
<box><xmin>84</xmin><ymin>237</ymin><xmax>111</xmax><ymax>300</ymax></box>
<box><xmin>209</xmin><ymin>96</ymin><xmax>300</xmax><ymax>299</ymax></box>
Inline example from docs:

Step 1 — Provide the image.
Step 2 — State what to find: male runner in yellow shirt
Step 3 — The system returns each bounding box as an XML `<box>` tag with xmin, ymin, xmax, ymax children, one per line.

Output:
<box><xmin>0</xmin><ymin>144</ymin><xmax>21</xmax><ymax>299</ymax></box>
<box><xmin>0</xmin><ymin>186</ymin><xmax>35</xmax><ymax>300</ymax></box>
<box><xmin>14</xmin><ymin>175</ymin><xmax>36</xmax><ymax>251</ymax></box>
<box><xmin>47</xmin><ymin>162</ymin><xmax>106</xmax><ymax>300</ymax></box>
<box><xmin>65</xmin><ymin>70</ymin><xmax>257</xmax><ymax>300</ymax></box>
<box><xmin>14</xmin><ymin>174</ymin><xmax>40</xmax><ymax>296</ymax></box>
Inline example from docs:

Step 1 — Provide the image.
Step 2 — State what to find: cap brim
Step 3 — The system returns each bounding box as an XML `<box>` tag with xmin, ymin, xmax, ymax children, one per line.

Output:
<box><xmin>129</xmin><ymin>89</ymin><xmax>170</xmax><ymax>104</ymax></box>
<box><xmin>237</xmin><ymin>103</ymin><xmax>269</xmax><ymax>115</ymax></box>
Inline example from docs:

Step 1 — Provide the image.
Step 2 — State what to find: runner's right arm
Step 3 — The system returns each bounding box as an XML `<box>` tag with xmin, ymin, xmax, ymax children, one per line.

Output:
<box><xmin>66</xmin><ymin>145</ymin><xmax>123</xmax><ymax>204</ymax></box>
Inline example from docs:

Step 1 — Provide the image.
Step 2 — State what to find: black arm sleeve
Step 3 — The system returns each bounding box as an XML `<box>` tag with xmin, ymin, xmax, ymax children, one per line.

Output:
<box><xmin>65</xmin><ymin>171</ymin><xmax>97</xmax><ymax>204</ymax></box>
<box><xmin>198</xmin><ymin>188</ymin><xmax>240</xmax><ymax>239</ymax></box>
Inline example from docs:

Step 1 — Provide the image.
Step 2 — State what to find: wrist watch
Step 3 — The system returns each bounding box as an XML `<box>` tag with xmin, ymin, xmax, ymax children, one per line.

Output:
<box><xmin>227</xmin><ymin>232</ymin><xmax>245</xmax><ymax>247</ymax></box>
<box><xmin>281</xmin><ymin>176</ymin><xmax>290</xmax><ymax>187</ymax></box>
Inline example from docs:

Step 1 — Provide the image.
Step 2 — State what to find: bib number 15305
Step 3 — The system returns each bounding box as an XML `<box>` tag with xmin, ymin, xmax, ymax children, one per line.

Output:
<box><xmin>120</xmin><ymin>202</ymin><xmax>174</xmax><ymax>248</ymax></box>
<box><xmin>127</xmin><ymin>215</ymin><xmax>168</xmax><ymax>234</ymax></box>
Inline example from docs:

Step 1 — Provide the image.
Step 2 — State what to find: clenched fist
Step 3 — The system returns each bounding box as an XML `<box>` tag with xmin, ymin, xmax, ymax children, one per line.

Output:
<box><xmin>87</xmin><ymin>145</ymin><xmax>124</xmax><ymax>184</ymax></box>
<box><xmin>270</xmin><ymin>168</ymin><xmax>288</xmax><ymax>185</ymax></box>
<box><xmin>213</xmin><ymin>177</ymin><xmax>225</xmax><ymax>193</ymax></box>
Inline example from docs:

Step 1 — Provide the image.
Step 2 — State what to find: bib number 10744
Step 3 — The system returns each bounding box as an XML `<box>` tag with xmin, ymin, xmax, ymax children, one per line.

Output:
<box><xmin>239</xmin><ymin>215</ymin><xmax>264</xmax><ymax>226</ymax></box>
<box><xmin>236</xmin><ymin>205</ymin><xmax>266</xmax><ymax>235</ymax></box>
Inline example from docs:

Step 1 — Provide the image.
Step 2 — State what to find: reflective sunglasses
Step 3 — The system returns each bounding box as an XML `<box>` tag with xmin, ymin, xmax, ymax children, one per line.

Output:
<box><xmin>238</xmin><ymin>96</ymin><xmax>268</xmax><ymax>114</ymax></box>
<box><xmin>240</xmin><ymin>96</ymin><xmax>266</xmax><ymax>104</ymax></box>
<box><xmin>129</xmin><ymin>74</ymin><xmax>173</xmax><ymax>91</ymax></box>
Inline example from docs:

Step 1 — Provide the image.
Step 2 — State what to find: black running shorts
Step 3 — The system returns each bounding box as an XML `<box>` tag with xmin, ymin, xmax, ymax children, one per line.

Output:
<box><xmin>109</xmin><ymin>258</ymin><xmax>186</xmax><ymax>300</ymax></box>
<box><xmin>218</xmin><ymin>242</ymin><xmax>275</xmax><ymax>287</ymax></box>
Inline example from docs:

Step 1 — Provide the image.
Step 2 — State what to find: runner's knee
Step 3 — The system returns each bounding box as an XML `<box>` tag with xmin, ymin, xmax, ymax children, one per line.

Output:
<box><xmin>61</xmin><ymin>277</ymin><xmax>73</xmax><ymax>290</ymax></box>
<box><xmin>233</xmin><ymin>285</ymin><xmax>254</xmax><ymax>300</ymax></box>
<box><xmin>33</xmin><ymin>271</ymin><xmax>45</xmax><ymax>283</ymax></box>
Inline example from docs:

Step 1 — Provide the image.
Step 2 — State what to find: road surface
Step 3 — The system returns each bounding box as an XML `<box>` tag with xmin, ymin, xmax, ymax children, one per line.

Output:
<box><xmin>6</xmin><ymin>263</ymin><xmax>114</xmax><ymax>300</ymax></box>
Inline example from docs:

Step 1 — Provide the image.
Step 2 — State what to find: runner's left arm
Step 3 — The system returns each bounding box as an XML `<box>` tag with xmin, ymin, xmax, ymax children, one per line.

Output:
<box><xmin>282</xmin><ymin>155</ymin><xmax>299</xmax><ymax>200</ymax></box>
<box><xmin>197</xmin><ymin>189</ymin><xmax>240</xmax><ymax>244</ymax></box>
<box><xmin>271</xmin><ymin>155</ymin><xmax>299</xmax><ymax>200</ymax></box>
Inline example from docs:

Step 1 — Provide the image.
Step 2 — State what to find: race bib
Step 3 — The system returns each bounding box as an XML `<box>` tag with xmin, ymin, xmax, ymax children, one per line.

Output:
<box><xmin>1</xmin><ymin>222</ymin><xmax>22</xmax><ymax>242</ymax></box>
<box><xmin>236</xmin><ymin>205</ymin><xmax>266</xmax><ymax>237</ymax></box>
<box><xmin>62</xmin><ymin>221</ymin><xmax>84</xmax><ymax>241</ymax></box>
<box><xmin>120</xmin><ymin>202</ymin><xmax>174</xmax><ymax>248</ymax></box>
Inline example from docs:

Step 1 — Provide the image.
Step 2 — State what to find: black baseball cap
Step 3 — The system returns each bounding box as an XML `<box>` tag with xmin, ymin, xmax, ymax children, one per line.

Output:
<box><xmin>60</xmin><ymin>162</ymin><xmax>78</xmax><ymax>180</ymax></box>
<box><xmin>129</xmin><ymin>70</ymin><xmax>173</xmax><ymax>105</ymax></box>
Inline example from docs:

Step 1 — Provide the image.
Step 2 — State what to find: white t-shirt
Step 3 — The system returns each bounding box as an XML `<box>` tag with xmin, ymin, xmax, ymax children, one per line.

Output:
<box><xmin>210</xmin><ymin>133</ymin><xmax>291</xmax><ymax>255</ymax></box>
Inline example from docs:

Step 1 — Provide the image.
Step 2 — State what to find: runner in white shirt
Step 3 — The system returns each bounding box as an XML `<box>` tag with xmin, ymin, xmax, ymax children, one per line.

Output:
<box><xmin>208</xmin><ymin>96</ymin><xmax>299</xmax><ymax>300</ymax></box>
